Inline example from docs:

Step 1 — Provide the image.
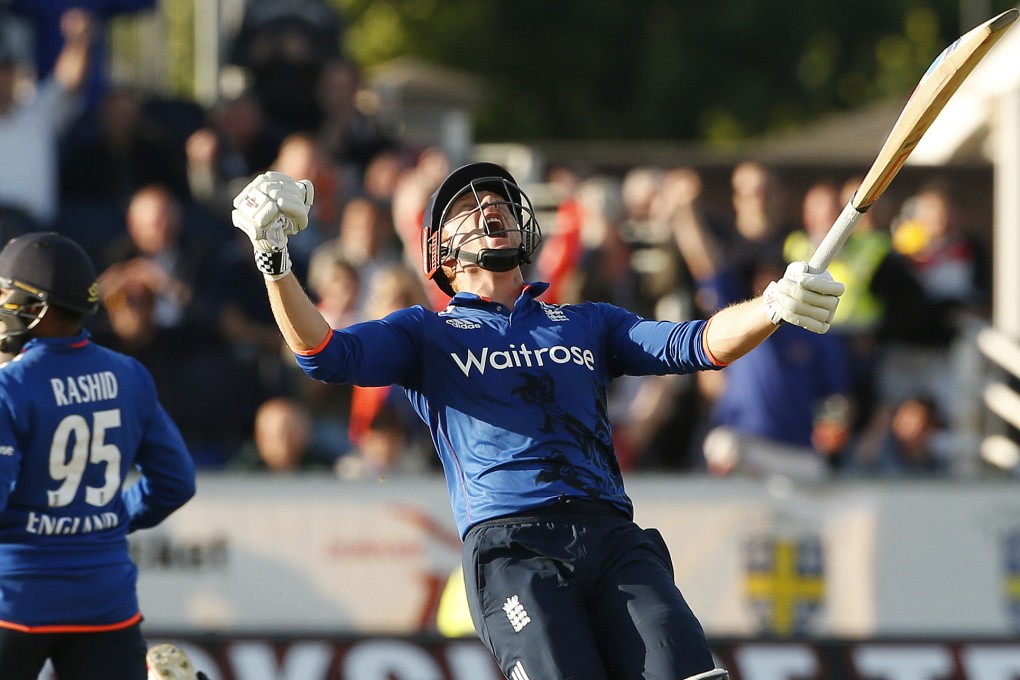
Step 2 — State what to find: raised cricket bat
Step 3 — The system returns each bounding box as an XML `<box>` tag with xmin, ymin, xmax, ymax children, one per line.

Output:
<box><xmin>808</xmin><ymin>8</ymin><xmax>1018</xmax><ymax>272</ymax></box>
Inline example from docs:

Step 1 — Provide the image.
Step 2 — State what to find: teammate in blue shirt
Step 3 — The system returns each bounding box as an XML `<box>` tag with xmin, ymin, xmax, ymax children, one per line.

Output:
<box><xmin>231</xmin><ymin>164</ymin><xmax>845</xmax><ymax>680</ymax></box>
<box><xmin>0</xmin><ymin>233</ymin><xmax>196</xmax><ymax>680</ymax></box>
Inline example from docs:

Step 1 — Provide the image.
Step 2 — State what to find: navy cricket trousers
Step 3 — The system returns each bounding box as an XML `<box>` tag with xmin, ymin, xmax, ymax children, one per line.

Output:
<box><xmin>0</xmin><ymin>622</ymin><xmax>147</xmax><ymax>680</ymax></box>
<box><xmin>462</xmin><ymin>499</ymin><xmax>716</xmax><ymax>680</ymax></box>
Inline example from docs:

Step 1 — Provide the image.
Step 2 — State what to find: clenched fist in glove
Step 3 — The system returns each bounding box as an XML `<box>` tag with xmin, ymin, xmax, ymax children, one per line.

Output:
<box><xmin>763</xmin><ymin>261</ymin><xmax>845</xmax><ymax>334</ymax></box>
<box><xmin>231</xmin><ymin>171</ymin><xmax>315</xmax><ymax>280</ymax></box>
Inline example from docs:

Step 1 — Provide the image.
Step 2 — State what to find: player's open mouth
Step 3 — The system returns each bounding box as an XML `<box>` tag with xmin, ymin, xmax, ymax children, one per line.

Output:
<box><xmin>485</xmin><ymin>216</ymin><xmax>508</xmax><ymax>237</ymax></box>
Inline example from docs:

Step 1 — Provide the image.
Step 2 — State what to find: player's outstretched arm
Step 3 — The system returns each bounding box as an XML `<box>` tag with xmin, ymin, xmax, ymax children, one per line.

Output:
<box><xmin>232</xmin><ymin>172</ymin><xmax>331</xmax><ymax>352</ymax></box>
<box><xmin>704</xmin><ymin>261</ymin><xmax>844</xmax><ymax>364</ymax></box>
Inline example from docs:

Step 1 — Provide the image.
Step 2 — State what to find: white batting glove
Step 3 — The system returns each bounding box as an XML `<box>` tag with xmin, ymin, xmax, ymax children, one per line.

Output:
<box><xmin>231</xmin><ymin>171</ymin><xmax>315</xmax><ymax>280</ymax></box>
<box><xmin>763</xmin><ymin>261</ymin><xmax>845</xmax><ymax>334</ymax></box>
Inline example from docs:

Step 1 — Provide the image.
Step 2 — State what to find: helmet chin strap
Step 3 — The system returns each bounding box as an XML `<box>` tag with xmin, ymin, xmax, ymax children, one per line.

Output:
<box><xmin>449</xmin><ymin>246</ymin><xmax>524</xmax><ymax>273</ymax></box>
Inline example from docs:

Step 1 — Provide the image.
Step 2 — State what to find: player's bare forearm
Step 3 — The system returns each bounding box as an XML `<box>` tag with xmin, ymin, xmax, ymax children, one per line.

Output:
<box><xmin>703</xmin><ymin>297</ymin><xmax>777</xmax><ymax>365</ymax></box>
<box><xmin>266</xmin><ymin>273</ymin><xmax>331</xmax><ymax>352</ymax></box>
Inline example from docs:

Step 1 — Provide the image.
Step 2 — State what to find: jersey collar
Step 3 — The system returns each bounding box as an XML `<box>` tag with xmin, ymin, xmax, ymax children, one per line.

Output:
<box><xmin>21</xmin><ymin>329</ymin><xmax>92</xmax><ymax>353</ymax></box>
<box><xmin>446</xmin><ymin>281</ymin><xmax>549</xmax><ymax>308</ymax></box>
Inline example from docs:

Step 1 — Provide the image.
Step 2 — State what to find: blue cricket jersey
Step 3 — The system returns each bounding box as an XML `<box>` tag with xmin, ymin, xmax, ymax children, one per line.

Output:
<box><xmin>297</xmin><ymin>283</ymin><xmax>720</xmax><ymax>538</ymax></box>
<box><xmin>0</xmin><ymin>330</ymin><xmax>196</xmax><ymax>630</ymax></box>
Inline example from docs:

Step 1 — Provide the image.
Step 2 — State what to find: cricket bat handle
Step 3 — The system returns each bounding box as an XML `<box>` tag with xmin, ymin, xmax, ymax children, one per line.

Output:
<box><xmin>807</xmin><ymin>199</ymin><xmax>864</xmax><ymax>273</ymax></box>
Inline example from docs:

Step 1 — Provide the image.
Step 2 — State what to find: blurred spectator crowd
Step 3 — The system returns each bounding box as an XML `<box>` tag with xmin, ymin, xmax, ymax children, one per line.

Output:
<box><xmin>0</xmin><ymin>1</ymin><xmax>992</xmax><ymax>481</ymax></box>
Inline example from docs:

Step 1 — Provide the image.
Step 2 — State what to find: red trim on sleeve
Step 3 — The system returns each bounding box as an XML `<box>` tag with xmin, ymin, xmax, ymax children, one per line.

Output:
<box><xmin>701</xmin><ymin>318</ymin><xmax>729</xmax><ymax>368</ymax></box>
<box><xmin>293</xmin><ymin>330</ymin><xmax>334</xmax><ymax>357</ymax></box>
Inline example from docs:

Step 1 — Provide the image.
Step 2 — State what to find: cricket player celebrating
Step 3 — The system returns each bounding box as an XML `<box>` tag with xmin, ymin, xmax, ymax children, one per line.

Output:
<box><xmin>232</xmin><ymin>164</ymin><xmax>844</xmax><ymax>680</ymax></box>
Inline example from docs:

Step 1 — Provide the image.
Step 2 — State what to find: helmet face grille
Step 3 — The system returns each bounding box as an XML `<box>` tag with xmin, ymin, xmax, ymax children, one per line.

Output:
<box><xmin>421</xmin><ymin>164</ymin><xmax>542</xmax><ymax>296</ymax></box>
<box><xmin>0</xmin><ymin>282</ymin><xmax>47</xmax><ymax>343</ymax></box>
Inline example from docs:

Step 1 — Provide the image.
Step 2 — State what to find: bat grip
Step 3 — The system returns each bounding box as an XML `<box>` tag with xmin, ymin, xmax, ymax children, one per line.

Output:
<box><xmin>807</xmin><ymin>200</ymin><xmax>864</xmax><ymax>273</ymax></box>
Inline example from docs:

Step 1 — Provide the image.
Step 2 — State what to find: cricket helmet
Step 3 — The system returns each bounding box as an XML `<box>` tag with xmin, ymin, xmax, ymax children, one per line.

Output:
<box><xmin>421</xmin><ymin>162</ymin><xmax>542</xmax><ymax>297</ymax></box>
<box><xmin>0</xmin><ymin>232</ymin><xmax>99</xmax><ymax>352</ymax></box>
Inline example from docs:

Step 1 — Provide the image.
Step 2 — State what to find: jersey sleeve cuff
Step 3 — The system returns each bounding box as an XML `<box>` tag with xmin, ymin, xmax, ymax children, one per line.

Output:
<box><xmin>700</xmin><ymin>318</ymin><xmax>729</xmax><ymax>368</ymax></box>
<box><xmin>293</xmin><ymin>329</ymin><xmax>334</xmax><ymax>357</ymax></box>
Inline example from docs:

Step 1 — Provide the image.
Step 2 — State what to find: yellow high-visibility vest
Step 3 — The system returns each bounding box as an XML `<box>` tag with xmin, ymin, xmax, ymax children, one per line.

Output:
<box><xmin>784</xmin><ymin>230</ymin><xmax>890</xmax><ymax>332</ymax></box>
<box><xmin>437</xmin><ymin>566</ymin><xmax>476</xmax><ymax>637</ymax></box>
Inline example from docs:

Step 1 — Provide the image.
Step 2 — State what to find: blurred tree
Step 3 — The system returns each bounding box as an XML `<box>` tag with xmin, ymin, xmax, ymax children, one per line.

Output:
<box><xmin>105</xmin><ymin>0</ymin><xmax>1018</xmax><ymax>145</ymax></box>
<box><xmin>335</xmin><ymin>0</ymin><xmax>1015</xmax><ymax>144</ymax></box>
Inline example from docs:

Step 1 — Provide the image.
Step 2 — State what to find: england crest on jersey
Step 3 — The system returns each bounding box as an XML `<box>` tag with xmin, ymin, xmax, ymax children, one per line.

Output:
<box><xmin>540</xmin><ymin>303</ymin><xmax>569</xmax><ymax>323</ymax></box>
